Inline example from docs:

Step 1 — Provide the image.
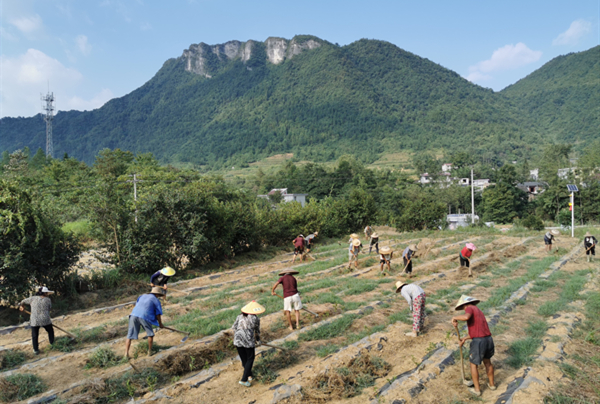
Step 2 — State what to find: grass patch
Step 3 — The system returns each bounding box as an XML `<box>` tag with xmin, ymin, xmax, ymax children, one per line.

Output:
<box><xmin>526</xmin><ymin>320</ymin><xmax>548</xmax><ymax>339</ymax></box>
<box><xmin>316</xmin><ymin>344</ymin><xmax>341</xmax><ymax>357</ymax></box>
<box><xmin>531</xmin><ymin>279</ymin><xmax>557</xmax><ymax>292</ymax></box>
<box><xmin>299</xmin><ymin>314</ymin><xmax>358</xmax><ymax>342</ymax></box>
<box><xmin>388</xmin><ymin>308</ymin><xmax>412</xmax><ymax>325</ymax></box>
<box><xmin>505</xmin><ymin>337</ymin><xmax>541</xmax><ymax>368</ymax></box>
<box><xmin>0</xmin><ymin>373</ymin><xmax>46</xmax><ymax>402</ymax></box>
<box><xmin>132</xmin><ymin>341</ymin><xmax>171</xmax><ymax>359</ymax></box>
<box><xmin>85</xmin><ymin>346</ymin><xmax>126</xmax><ymax>369</ymax></box>
<box><xmin>538</xmin><ymin>271</ymin><xmax>589</xmax><ymax>317</ymax></box>
<box><xmin>253</xmin><ymin>348</ymin><xmax>299</xmax><ymax>383</ymax></box>
<box><xmin>50</xmin><ymin>336</ymin><xmax>76</xmax><ymax>352</ymax></box>
<box><xmin>0</xmin><ymin>349</ymin><xmax>27</xmax><ymax>370</ymax></box>
<box><xmin>73</xmin><ymin>368</ymin><xmax>166</xmax><ymax>403</ymax></box>
<box><xmin>347</xmin><ymin>325</ymin><xmax>386</xmax><ymax>344</ymax></box>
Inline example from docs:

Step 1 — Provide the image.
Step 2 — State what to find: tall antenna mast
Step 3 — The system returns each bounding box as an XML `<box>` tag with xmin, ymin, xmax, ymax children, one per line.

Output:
<box><xmin>41</xmin><ymin>89</ymin><xmax>55</xmax><ymax>158</ymax></box>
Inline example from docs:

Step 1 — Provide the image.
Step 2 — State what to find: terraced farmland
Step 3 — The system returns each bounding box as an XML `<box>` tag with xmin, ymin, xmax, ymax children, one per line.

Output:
<box><xmin>1</xmin><ymin>227</ymin><xmax>598</xmax><ymax>404</ymax></box>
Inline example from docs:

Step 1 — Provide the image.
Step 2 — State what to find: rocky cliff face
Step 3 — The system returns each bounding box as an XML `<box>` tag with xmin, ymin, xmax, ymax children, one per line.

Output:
<box><xmin>181</xmin><ymin>36</ymin><xmax>323</xmax><ymax>77</ymax></box>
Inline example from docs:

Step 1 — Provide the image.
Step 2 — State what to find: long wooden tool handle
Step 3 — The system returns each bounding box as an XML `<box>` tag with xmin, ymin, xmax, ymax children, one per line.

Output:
<box><xmin>261</xmin><ymin>342</ymin><xmax>289</xmax><ymax>351</ymax></box>
<box><xmin>162</xmin><ymin>325</ymin><xmax>189</xmax><ymax>335</ymax></box>
<box><xmin>275</xmin><ymin>293</ymin><xmax>318</xmax><ymax>317</ymax></box>
<box><xmin>402</xmin><ymin>258</ymin><xmax>412</xmax><ymax>272</ymax></box>
<box><xmin>454</xmin><ymin>324</ymin><xmax>467</xmax><ymax>382</ymax></box>
<box><xmin>23</xmin><ymin>310</ymin><xmax>77</xmax><ymax>339</ymax></box>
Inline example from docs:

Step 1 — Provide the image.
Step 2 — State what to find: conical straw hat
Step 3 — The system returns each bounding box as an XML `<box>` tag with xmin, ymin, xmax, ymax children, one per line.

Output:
<box><xmin>380</xmin><ymin>246</ymin><xmax>392</xmax><ymax>254</ymax></box>
<box><xmin>466</xmin><ymin>243</ymin><xmax>476</xmax><ymax>251</ymax></box>
<box><xmin>151</xmin><ymin>287</ymin><xmax>165</xmax><ymax>296</ymax></box>
<box><xmin>551</xmin><ymin>230</ymin><xmax>560</xmax><ymax>236</ymax></box>
<box><xmin>584</xmin><ymin>231</ymin><xmax>591</xmax><ymax>237</ymax></box>
<box><xmin>352</xmin><ymin>238</ymin><xmax>362</xmax><ymax>247</ymax></box>
<box><xmin>454</xmin><ymin>295</ymin><xmax>480</xmax><ymax>311</ymax></box>
<box><xmin>160</xmin><ymin>266</ymin><xmax>176</xmax><ymax>276</ymax></box>
<box><xmin>350</xmin><ymin>233</ymin><xmax>359</xmax><ymax>239</ymax></box>
<box><xmin>371</xmin><ymin>233</ymin><xmax>379</xmax><ymax>238</ymax></box>
<box><xmin>409</xmin><ymin>244</ymin><xmax>418</xmax><ymax>251</ymax></box>
<box><xmin>241</xmin><ymin>301</ymin><xmax>265</xmax><ymax>315</ymax></box>
<box><xmin>395</xmin><ymin>281</ymin><xmax>407</xmax><ymax>293</ymax></box>
<box><xmin>278</xmin><ymin>269</ymin><xmax>300</xmax><ymax>276</ymax></box>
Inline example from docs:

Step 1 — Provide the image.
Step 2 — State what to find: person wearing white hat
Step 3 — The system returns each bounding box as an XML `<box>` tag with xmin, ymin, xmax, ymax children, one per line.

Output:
<box><xmin>348</xmin><ymin>238</ymin><xmax>362</xmax><ymax>270</ymax></box>
<box><xmin>304</xmin><ymin>232</ymin><xmax>318</xmax><ymax>258</ymax></box>
<box><xmin>369</xmin><ymin>232</ymin><xmax>380</xmax><ymax>254</ymax></box>
<box><xmin>451</xmin><ymin>295</ymin><xmax>496</xmax><ymax>396</ymax></box>
<box><xmin>395</xmin><ymin>282</ymin><xmax>426</xmax><ymax>337</ymax></box>
<box><xmin>402</xmin><ymin>244</ymin><xmax>418</xmax><ymax>275</ymax></box>
<box><xmin>150</xmin><ymin>266</ymin><xmax>176</xmax><ymax>292</ymax></box>
<box><xmin>379</xmin><ymin>246</ymin><xmax>393</xmax><ymax>273</ymax></box>
<box><xmin>19</xmin><ymin>287</ymin><xmax>55</xmax><ymax>354</ymax></box>
<box><xmin>544</xmin><ymin>230</ymin><xmax>559</xmax><ymax>253</ymax></box>
<box><xmin>232</xmin><ymin>301</ymin><xmax>264</xmax><ymax>387</ymax></box>
<box><xmin>125</xmin><ymin>287</ymin><xmax>165</xmax><ymax>358</ymax></box>
<box><xmin>583</xmin><ymin>232</ymin><xmax>597</xmax><ymax>262</ymax></box>
<box><xmin>272</xmin><ymin>269</ymin><xmax>302</xmax><ymax>330</ymax></box>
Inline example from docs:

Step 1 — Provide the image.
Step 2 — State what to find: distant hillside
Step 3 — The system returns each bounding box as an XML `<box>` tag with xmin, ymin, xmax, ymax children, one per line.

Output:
<box><xmin>2</xmin><ymin>36</ymin><xmax>596</xmax><ymax>168</ymax></box>
<box><xmin>501</xmin><ymin>45</ymin><xmax>600</xmax><ymax>146</ymax></box>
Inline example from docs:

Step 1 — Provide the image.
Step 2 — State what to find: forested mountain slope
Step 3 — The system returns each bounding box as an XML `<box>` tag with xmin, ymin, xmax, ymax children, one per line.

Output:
<box><xmin>1</xmin><ymin>36</ymin><xmax>595</xmax><ymax>168</ymax></box>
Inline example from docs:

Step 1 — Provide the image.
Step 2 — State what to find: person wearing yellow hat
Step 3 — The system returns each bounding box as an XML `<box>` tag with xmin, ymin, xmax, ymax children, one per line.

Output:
<box><xmin>19</xmin><ymin>286</ymin><xmax>55</xmax><ymax>355</ymax></box>
<box><xmin>150</xmin><ymin>266</ymin><xmax>176</xmax><ymax>292</ymax></box>
<box><xmin>379</xmin><ymin>246</ymin><xmax>393</xmax><ymax>273</ymax></box>
<box><xmin>348</xmin><ymin>237</ymin><xmax>362</xmax><ymax>270</ymax></box>
<box><xmin>402</xmin><ymin>244</ymin><xmax>418</xmax><ymax>275</ymax></box>
<box><xmin>395</xmin><ymin>281</ymin><xmax>426</xmax><ymax>337</ymax></box>
<box><xmin>584</xmin><ymin>232</ymin><xmax>597</xmax><ymax>262</ymax></box>
<box><xmin>232</xmin><ymin>301</ymin><xmax>264</xmax><ymax>387</ymax></box>
<box><xmin>125</xmin><ymin>287</ymin><xmax>165</xmax><ymax>358</ymax></box>
<box><xmin>451</xmin><ymin>295</ymin><xmax>496</xmax><ymax>396</ymax></box>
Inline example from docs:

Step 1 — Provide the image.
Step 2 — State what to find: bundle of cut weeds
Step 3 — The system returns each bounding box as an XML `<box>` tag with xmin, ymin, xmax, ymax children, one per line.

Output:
<box><xmin>159</xmin><ymin>333</ymin><xmax>234</xmax><ymax>376</ymax></box>
<box><xmin>303</xmin><ymin>352</ymin><xmax>391</xmax><ymax>402</ymax></box>
<box><xmin>415</xmin><ymin>238</ymin><xmax>435</xmax><ymax>259</ymax></box>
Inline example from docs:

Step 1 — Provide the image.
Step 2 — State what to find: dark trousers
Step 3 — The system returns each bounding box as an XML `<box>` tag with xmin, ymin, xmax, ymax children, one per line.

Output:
<box><xmin>236</xmin><ymin>346</ymin><xmax>255</xmax><ymax>382</ymax></box>
<box><xmin>586</xmin><ymin>245</ymin><xmax>595</xmax><ymax>255</ymax></box>
<box><xmin>369</xmin><ymin>242</ymin><xmax>379</xmax><ymax>254</ymax></box>
<box><xmin>403</xmin><ymin>257</ymin><xmax>412</xmax><ymax>273</ymax></box>
<box><xmin>459</xmin><ymin>255</ymin><xmax>470</xmax><ymax>267</ymax></box>
<box><xmin>31</xmin><ymin>324</ymin><xmax>54</xmax><ymax>352</ymax></box>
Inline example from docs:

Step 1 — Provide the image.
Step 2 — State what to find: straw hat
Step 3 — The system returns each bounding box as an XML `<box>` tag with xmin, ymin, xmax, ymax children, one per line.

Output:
<box><xmin>466</xmin><ymin>243</ymin><xmax>476</xmax><ymax>251</ymax></box>
<box><xmin>371</xmin><ymin>233</ymin><xmax>379</xmax><ymax>238</ymax></box>
<box><xmin>584</xmin><ymin>231</ymin><xmax>591</xmax><ymax>237</ymax></box>
<box><xmin>241</xmin><ymin>301</ymin><xmax>265</xmax><ymax>315</ymax></box>
<box><xmin>395</xmin><ymin>281</ymin><xmax>407</xmax><ymax>293</ymax></box>
<box><xmin>454</xmin><ymin>295</ymin><xmax>480</xmax><ymax>311</ymax></box>
<box><xmin>409</xmin><ymin>244</ymin><xmax>418</xmax><ymax>251</ymax></box>
<box><xmin>278</xmin><ymin>269</ymin><xmax>300</xmax><ymax>276</ymax></box>
<box><xmin>150</xmin><ymin>287</ymin><xmax>165</xmax><ymax>296</ymax></box>
<box><xmin>352</xmin><ymin>238</ymin><xmax>362</xmax><ymax>247</ymax></box>
<box><xmin>39</xmin><ymin>286</ymin><xmax>54</xmax><ymax>295</ymax></box>
<box><xmin>350</xmin><ymin>233</ymin><xmax>359</xmax><ymax>239</ymax></box>
<box><xmin>299</xmin><ymin>234</ymin><xmax>304</xmax><ymax>238</ymax></box>
<box><xmin>380</xmin><ymin>246</ymin><xmax>392</xmax><ymax>254</ymax></box>
<box><xmin>551</xmin><ymin>230</ymin><xmax>560</xmax><ymax>236</ymax></box>
<box><xmin>314</xmin><ymin>231</ymin><xmax>319</xmax><ymax>236</ymax></box>
<box><xmin>160</xmin><ymin>266</ymin><xmax>176</xmax><ymax>277</ymax></box>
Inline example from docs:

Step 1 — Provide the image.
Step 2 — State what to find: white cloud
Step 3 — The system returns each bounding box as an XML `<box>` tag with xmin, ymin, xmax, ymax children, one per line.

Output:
<box><xmin>553</xmin><ymin>19</ymin><xmax>592</xmax><ymax>46</ymax></box>
<box><xmin>76</xmin><ymin>35</ymin><xmax>92</xmax><ymax>55</ymax></box>
<box><xmin>0</xmin><ymin>49</ymin><xmax>112</xmax><ymax>118</ymax></box>
<box><xmin>466</xmin><ymin>43</ymin><xmax>542</xmax><ymax>84</ymax></box>
<box><xmin>9</xmin><ymin>14</ymin><xmax>43</xmax><ymax>34</ymax></box>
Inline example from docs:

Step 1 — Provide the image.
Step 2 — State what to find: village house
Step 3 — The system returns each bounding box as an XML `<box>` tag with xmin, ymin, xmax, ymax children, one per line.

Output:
<box><xmin>258</xmin><ymin>188</ymin><xmax>308</xmax><ymax>207</ymax></box>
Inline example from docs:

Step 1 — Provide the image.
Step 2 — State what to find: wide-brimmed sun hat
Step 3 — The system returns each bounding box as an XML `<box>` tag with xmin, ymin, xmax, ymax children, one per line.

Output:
<box><xmin>241</xmin><ymin>300</ymin><xmax>265</xmax><ymax>315</ymax></box>
<box><xmin>298</xmin><ymin>234</ymin><xmax>304</xmax><ymax>238</ymax></box>
<box><xmin>380</xmin><ymin>246</ymin><xmax>392</xmax><ymax>254</ymax></box>
<box><xmin>371</xmin><ymin>233</ymin><xmax>379</xmax><ymax>238</ymax></box>
<box><xmin>454</xmin><ymin>295</ymin><xmax>480</xmax><ymax>311</ymax></box>
<box><xmin>314</xmin><ymin>231</ymin><xmax>319</xmax><ymax>236</ymax></box>
<box><xmin>150</xmin><ymin>287</ymin><xmax>165</xmax><ymax>296</ymax></box>
<box><xmin>160</xmin><ymin>266</ymin><xmax>176</xmax><ymax>277</ymax></box>
<box><xmin>395</xmin><ymin>281</ymin><xmax>407</xmax><ymax>293</ymax></box>
<box><xmin>585</xmin><ymin>231</ymin><xmax>592</xmax><ymax>237</ymax></box>
<box><xmin>466</xmin><ymin>243</ymin><xmax>476</xmax><ymax>251</ymax></box>
<box><xmin>350</xmin><ymin>233</ymin><xmax>359</xmax><ymax>239</ymax></box>
<box><xmin>409</xmin><ymin>244</ymin><xmax>418</xmax><ymax>251</ymax></box>
<box><xmin>39</xmin><ymin>286</ymin><xmax>54</xmax><ymax>295</ymax></box>
<box><xmin>551</xmin><ymin>230</ymin><xmax>560</xmax><ymax>236</ymax></box>
<box><xmin>278</xmin><ymin>269</ymin><xmax>300</xmax><ymax>276</ymax></box>
<box><xmin>352</xmin><ymin>238</ymin><xmax>362</xmax><ymax>247</ymax></box>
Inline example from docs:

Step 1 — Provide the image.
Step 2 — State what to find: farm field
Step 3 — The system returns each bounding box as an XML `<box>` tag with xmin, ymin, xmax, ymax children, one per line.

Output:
<box><xmin>0</xmin><ymin>227</ymin><xmax>598</xmax><ymax>404</ymax></box>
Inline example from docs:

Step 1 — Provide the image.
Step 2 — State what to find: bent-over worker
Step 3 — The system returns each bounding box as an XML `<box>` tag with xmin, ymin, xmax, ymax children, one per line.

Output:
<box><xmin>150</xmin><ymin>266</ymin><xmax>176</xmax><ymax>291</ymax></box>
<box><xmin>584</xmin><ymin>232</ymin><xmax>597</xmax><ymax>262</ymax></box>
<box><xmin>348</xmin><ymin>238</ymin><xmax>362</xmax><ymax>270</ymax></box>
<box><xmin>292</xmin><ymin>235</ymin><xmax>305</xmax><ymax>264</ymax></box>
<box><xmin>396</xmin><ymin>281</ymin><xmax>426</xmax><ymax>337</ymax></box>
<box><xmin>369</xmin><ymin>232</ymin><xmax>380</xmax><ymax>254</ymax></box>
<box><xmin>364</xmin><ymin>225</ymin><xmax>373</xmax><ymax>240</ymax></box>
<box><xmin>20</xmin><ymin>287</ymin><xmax>55</xmax><ymax>355</ymax></box>
<box><xmin>451</xmin><ymin>295</ymin><xmax>496</xmax><ymax>397</ymax></box>
<box><xmin>460</xmin><ymin>243</ymin><xmax>477</xmax><ymax>277</ymax></box>
<box><xmin>402</xmin><ymin>244</ymin><xmax>418</xmax><ymax>275</ymax></box>
<box><xmin>125</xmin><ymin>287</ymin><xmax>165</xmax><ymax>358</ymax></box>
<box><xmin>379</xmin><ymin>246</ymin><xmax>393</xmax><ymax>273</ymax></box>
<box><xmin>232</xmin><ymin>301</ymin><xmax>264</xmax><ymax>387</ymax></box>
<box><xmin>544</xmin><ymin>230</ymin><xmax>559</xmax><ymax>253</ymax></box>
<box><xmin>272</xmin><ymin>269</ymin><xmax>302</xmax><ymax>330</ymax></box>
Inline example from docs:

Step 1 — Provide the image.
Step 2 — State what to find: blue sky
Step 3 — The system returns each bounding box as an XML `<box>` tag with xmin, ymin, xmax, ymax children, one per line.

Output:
<box><xmin>1</xmin><ymin>0</ymin><xmax>598</xmax><ymax>118</ymax></box>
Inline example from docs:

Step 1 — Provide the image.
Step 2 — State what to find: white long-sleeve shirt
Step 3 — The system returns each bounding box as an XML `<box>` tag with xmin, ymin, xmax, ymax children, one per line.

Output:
<box><xmin>400</xmin><ymin>284</ymin><xmax>425</xmax><ymax>311</ymax></box>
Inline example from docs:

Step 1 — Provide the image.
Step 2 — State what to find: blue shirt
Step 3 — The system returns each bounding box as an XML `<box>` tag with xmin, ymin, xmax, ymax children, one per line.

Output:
<box><xmin>131</xmin><ymin>294</ymin><xmax>163</xmax><ymax>326</ymax></box>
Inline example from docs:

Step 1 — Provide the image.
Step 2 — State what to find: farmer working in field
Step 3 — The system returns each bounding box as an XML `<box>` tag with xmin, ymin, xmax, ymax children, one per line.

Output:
<box><xmin>379</xmin><ymin>246</ymin><xmax>393</xmax><ymax>273</ymax></box>
<box><xmin>584</xmin><ymin>232</ymin><xmax>597</xmax><ymax>262</ymax></box>
<box><xmin>348</xmin><ymin>237</ymin><xmax>362</xmax><ymax>270</ymax></box>
<box><xmin>125</xmin><ymin>287</ymin><xmax>165</xmax><ymax>358</ymax></box>
<box><xmin>232</xmin><ymin>301</ymin><xmax>263</xmax><ymax>387</ymax></box>
<box><xmin>304</xmin><ymin>231</ymin><xmax>318</xmax><ymax>257</ymax></box>
<box><xmin>402</xmin><ymin>244</ymin><xmax>418</xmax><ymax>276</ymax></box>
<box><xmin>369</xmin><ymin>232</ymin><xmax>379</xmax><ymax>254</ymax></box>
<box><xmin>19</xmin><ymin>287</ymin><xmax>55</xmax><ymax>355</ymax></box>
<box><xmin>544</xmin><ymin>230</ymin><xmax>559</xmax><ymax>253</ymax></box>
<box><xmin>272</xmin><ymin>269</ymin><xmax>302</xmax><ymax>330</ymax></box>
<box><xmin>292</xmin><ymin>234</ymin><xmax>305</xmax><ymax>264</ymax></box>
<box><xmin>452</xmin><ymin>295</ymin><xmax>496</xmax><ymax>397</ymax></box>
<box><xmin>364</xmin><ymin>225</ymin><xmax>373</xmax><ymax>240</ymax></box>
<box><xmin>150</xmin><ymin>266</ymin><xmax>176</xmax><ymax>292</ymax></box>
<box><xmin>396</xmin><ymin>281</ymin><xmax>426</xmax><ymax>337</ymax></box>
<box><xmin>460</xmin><ymin>243</ymin><xmax>477</xmax><ymax>277</ymax></box>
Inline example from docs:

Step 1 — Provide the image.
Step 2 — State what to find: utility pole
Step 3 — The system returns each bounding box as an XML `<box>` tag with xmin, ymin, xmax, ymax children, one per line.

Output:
<box><xmin>567</xmin><ymin>184</ymin><xmax>578</xmax><ymax>237</ymax></box>
<box><xmin>41</xmin><ymin>90</ymin><xmax>55</xmax><ymax>158</ymax></box>
<box><xmin>471</xmin><ymin>168</ymin><xmax>475</xmax><ymax>224</ymax></box>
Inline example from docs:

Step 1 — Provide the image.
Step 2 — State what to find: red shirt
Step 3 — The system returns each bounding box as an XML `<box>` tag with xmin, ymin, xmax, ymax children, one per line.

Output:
<box><xmin>294</xmin><ymin>237</ymin><xmax>305</xmax><ymax>248</ymax></box>
<box><xmin>277</xmin><ymin>274</ymin><xmax>298</xmax><ymax>298</ymax></box>
<box><xmin>461</xmin><ymin>247</ymin><xmax>473</xmax><ymax>258</ymax></box>
<box><xmin>465</xmin><ymin>305</ymin><xmax>491</xmax><ymax>339</ymax></box>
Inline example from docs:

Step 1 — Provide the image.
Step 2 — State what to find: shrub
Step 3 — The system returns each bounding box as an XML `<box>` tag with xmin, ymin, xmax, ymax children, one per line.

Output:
<box><xmin>521</xmin><ymin>215</ymin><xmax>545</xmax><ymax>231</ymax></box>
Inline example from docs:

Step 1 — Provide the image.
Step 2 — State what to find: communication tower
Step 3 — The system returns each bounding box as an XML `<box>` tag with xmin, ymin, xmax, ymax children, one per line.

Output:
<box><xmin>41</xmin><ymin>91</ymin><xmax>55</xmax><ymax>158</ymax></box>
